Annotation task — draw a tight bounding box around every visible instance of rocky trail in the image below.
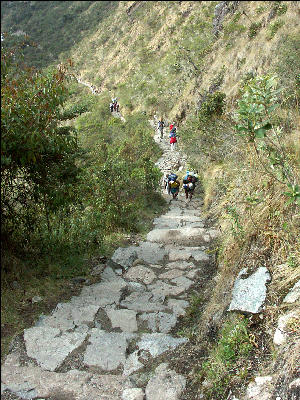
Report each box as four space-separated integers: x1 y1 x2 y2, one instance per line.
1 114 220 400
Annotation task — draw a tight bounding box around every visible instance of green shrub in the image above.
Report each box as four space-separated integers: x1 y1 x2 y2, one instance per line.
248 21 262 38
266 19 285 40
199 316 253 399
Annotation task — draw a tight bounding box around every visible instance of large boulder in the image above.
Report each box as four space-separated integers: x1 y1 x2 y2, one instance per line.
228 267 271 314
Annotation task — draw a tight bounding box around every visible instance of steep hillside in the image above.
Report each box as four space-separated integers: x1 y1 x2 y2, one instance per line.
1 1 299 399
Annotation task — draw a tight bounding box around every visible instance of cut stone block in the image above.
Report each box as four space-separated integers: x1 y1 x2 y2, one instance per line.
24 325 88 371
136 333 187 357
147 227 207 245
136 242 167 264
124 265 156 285
106 309 138 333
120 292 167 312
228 267 271 314
145 363 186 400
83 329 136 371
111 247 138 269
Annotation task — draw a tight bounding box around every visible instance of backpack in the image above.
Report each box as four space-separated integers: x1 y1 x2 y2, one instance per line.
170 127 176 134
168 173 178 182
158 120 164 128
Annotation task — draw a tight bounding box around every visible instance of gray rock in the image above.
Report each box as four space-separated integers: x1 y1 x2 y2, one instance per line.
165 261 196 270
148 280 185 297
31 296 43 304
136 333 187 357
121 292 167 312
36 301 99 331
122 388 144 400
159 269 185 280
283 280 300 303
127 281 147 292
147 227 207 245
245 376 274 399
124 265 157 285
123 351 144 376
83 329 136 371
228 267 271 314
273 311 298 346
171 276 194 291
1 352 127 400
167 299 189 316
139 312 177 333
24 325 88 371
90 263 106 276
136 242 167 264
106 309 138 332
145 363 186 400
111 247 138 269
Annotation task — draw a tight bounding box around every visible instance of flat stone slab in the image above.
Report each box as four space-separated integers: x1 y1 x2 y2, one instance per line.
135 242 167 264
283 280 300 303
159 269 185 280
106 309 138 332
171 276 194 291
1 353 126 400
228 267 271 314
122 351 144 376
36 302 99 331
83 329 136 371
24 325 88 371
120 292 167 312
136 333 187 357
111 247 138 268
71 280 127 308
124 265 156 285
165 261 196 270
148 280 186 297
145 363 186 400
122 388 144 400
139 312 178 333
167 246 209 262
147 227 208 245
167 299 189 316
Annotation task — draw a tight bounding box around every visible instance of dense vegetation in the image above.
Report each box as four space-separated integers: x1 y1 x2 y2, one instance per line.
1 1 299 399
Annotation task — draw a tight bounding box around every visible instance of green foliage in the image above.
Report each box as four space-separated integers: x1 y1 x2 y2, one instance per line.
223 20 246 40
199 91 226 120
1 43 80 248
256 5 266 15
1 1 118 68
235 74 299 206
272 1 288 15
248 22 262 38
199 316 253 399
225 205 245 240
266 19 285 40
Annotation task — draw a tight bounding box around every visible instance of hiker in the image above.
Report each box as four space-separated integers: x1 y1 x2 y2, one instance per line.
169 130 177 151
183 171 198 201
116 103 119 112
169 123 174 131
164 174 171 194
169 178 180 200
158 118 165 140
110 102 114 112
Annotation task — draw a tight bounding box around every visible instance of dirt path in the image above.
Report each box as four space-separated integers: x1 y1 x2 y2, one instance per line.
1 115 219 400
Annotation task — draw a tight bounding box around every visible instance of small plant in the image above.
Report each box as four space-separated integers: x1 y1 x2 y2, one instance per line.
225 205 245 240
266 19 285 40
235 74 299 207
199 316 253 399
273 1 288 15
256 5 265 15
248 22 262 38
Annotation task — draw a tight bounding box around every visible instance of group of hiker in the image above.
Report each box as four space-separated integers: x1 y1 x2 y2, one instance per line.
157 118 177 150
164 170 199 201
110 98 119 113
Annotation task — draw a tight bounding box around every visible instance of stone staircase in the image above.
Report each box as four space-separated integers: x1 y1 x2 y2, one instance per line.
1 121 219 400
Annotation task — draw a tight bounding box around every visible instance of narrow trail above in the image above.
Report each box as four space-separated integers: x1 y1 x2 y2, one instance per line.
1 112 219 400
